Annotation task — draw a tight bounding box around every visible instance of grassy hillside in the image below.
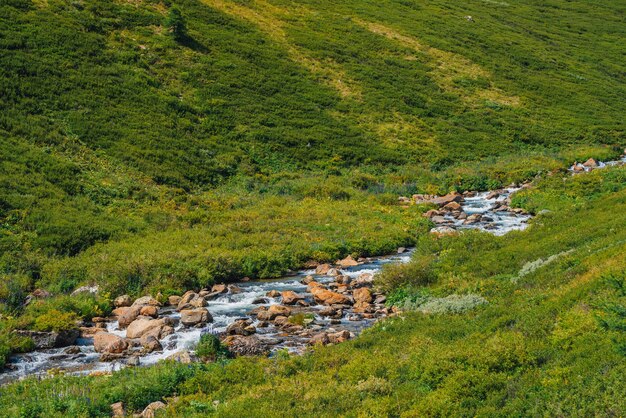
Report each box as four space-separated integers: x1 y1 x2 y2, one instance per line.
1 164 624 417
0 0 624 391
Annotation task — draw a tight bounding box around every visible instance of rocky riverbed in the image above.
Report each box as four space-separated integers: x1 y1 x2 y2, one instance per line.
4 152 624 384
2 252 411 384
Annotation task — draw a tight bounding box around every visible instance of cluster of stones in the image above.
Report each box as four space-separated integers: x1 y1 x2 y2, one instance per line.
570 155 626 173
86 285 241 363
570 158 601 173
239 256 395 352
399 188 529 236
70 255 398 366
6 254 401 378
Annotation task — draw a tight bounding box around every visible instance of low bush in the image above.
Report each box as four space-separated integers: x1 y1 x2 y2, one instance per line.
32 310 79 332
195 333 229 362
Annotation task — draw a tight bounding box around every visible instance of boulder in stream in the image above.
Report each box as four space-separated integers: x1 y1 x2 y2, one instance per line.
117 305 143 329
179 308 213 327
315 263 332 275
126 318 174 339
336 255 359 268
310 287 351 306
353 287 373 304
281 290 304 305
13 329 79 349
132 296 161 307
94 332 129 354
429 193 464 207
222 335 270 356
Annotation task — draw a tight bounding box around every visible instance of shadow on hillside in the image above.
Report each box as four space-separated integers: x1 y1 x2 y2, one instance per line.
178 34 209 53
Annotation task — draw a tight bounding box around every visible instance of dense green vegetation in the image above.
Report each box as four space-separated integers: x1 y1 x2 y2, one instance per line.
0 0 624 412
1 161 624 417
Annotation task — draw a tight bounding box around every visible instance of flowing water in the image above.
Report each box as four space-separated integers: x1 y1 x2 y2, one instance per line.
447 187 531 236
3 154 624 384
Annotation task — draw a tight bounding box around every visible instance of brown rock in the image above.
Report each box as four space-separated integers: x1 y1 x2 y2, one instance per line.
353 287 373 304
267 304 291 318
309 333 330 346
99 353 126 362
167 350 195 364
301 275 315 285
228 285 242 294
328 330 351 344
180 308 213 327
140 335 162 353
94 332 128 354
31 288 51 299
315 264 332 275
132 296 161 307
118 305 143 329
351 273 374 288
429 193 464 207
222 335 270 356
307 281 323 291
303 260 319 268
430 226 458 236
442 201 462 211
80 326 100 338
273 315 289 326
140 305 159 318
423 209 441 218
211 284 228 294
114 295 132 307
177 292 205 311
266 290 281 298
281 291 304 305
336 275 352 285
310 287 351 305
178 291 197 305
141 401 166 418
111 402 125 417
318 307 339 317
582 158 598 168
126 318 170 339
485 191 500 200
336 255 359 268
226 319 256 336
168 295 182 306
112 307 129 317
464 213 482 224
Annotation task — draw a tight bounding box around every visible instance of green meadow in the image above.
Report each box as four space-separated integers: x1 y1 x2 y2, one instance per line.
0 0 624 414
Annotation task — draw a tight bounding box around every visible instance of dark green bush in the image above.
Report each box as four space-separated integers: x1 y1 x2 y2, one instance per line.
195 333 229 362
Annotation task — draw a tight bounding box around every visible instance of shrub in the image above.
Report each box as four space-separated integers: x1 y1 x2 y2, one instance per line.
33 310 79 332
165 6 187 41
375 254 436 292
288 313 315 326
416 294 488 314
195 333 229 362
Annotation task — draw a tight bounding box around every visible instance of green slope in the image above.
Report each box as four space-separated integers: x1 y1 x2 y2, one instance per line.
1 164 625 417
0 0 625 382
